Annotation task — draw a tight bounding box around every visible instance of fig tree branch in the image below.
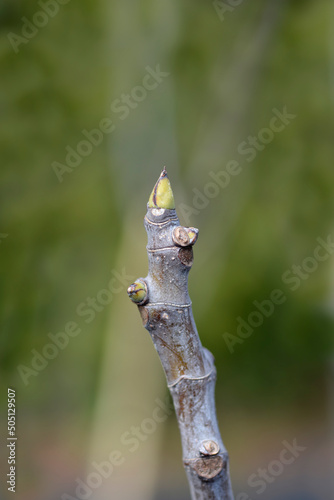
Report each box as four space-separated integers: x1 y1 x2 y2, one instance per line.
127 168 234 500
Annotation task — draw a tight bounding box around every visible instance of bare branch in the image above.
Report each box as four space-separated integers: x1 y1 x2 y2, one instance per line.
128 169 234 500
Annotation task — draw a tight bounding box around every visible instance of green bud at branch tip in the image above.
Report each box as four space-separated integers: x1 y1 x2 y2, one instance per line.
148 167 175 209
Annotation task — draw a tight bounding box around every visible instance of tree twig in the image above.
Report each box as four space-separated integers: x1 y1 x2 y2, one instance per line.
128 168 234 500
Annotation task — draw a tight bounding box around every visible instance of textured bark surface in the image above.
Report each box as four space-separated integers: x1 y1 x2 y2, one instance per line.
128 171 234 500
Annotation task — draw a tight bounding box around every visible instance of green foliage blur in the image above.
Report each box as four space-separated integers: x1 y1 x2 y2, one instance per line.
1 0 334 498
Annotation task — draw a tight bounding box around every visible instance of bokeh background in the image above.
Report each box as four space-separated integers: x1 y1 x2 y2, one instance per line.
1 1 334 499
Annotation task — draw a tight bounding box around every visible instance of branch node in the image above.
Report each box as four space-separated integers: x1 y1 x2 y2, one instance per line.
167 370 213 388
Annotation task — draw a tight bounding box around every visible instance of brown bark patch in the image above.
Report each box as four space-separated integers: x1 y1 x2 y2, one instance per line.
178 247 193 267
187 456 224 480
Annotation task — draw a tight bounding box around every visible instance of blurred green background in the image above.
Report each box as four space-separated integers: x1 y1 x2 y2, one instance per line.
1 1 334 499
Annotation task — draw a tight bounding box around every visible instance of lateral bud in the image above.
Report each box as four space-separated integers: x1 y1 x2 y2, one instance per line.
127 279 148 305
199 440 220 456
172 226 199 247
